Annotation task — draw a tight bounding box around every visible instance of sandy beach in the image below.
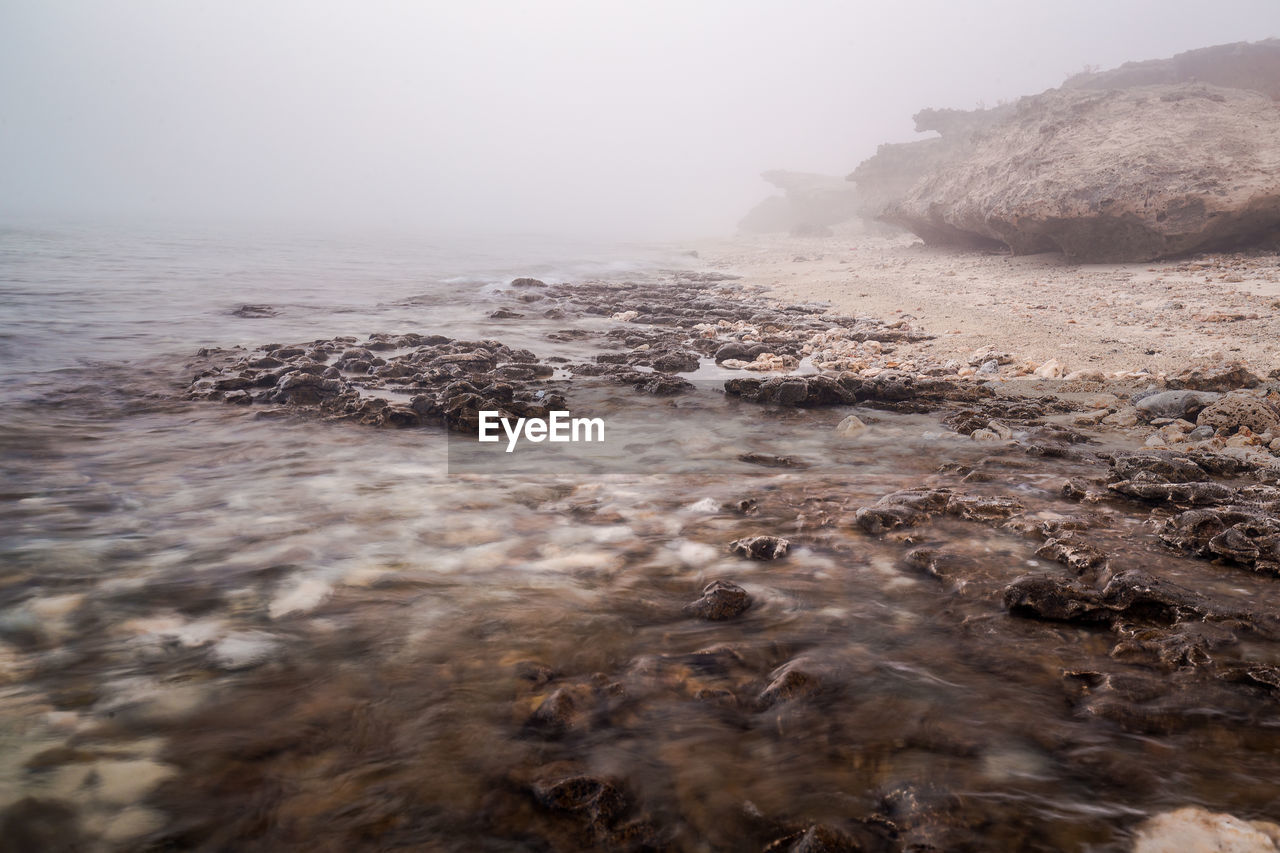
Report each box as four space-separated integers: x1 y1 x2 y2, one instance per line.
702 230 1280 379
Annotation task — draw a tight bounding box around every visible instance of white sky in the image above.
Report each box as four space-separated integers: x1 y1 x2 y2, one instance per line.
2 1 1278 238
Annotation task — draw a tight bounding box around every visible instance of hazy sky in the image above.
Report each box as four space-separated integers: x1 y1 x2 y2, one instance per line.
2 1 1278 238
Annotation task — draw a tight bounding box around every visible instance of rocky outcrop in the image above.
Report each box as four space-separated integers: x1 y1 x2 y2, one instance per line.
883 83 1280 261
738 170 862 235
1063 38 1280 101
846 104 1011 223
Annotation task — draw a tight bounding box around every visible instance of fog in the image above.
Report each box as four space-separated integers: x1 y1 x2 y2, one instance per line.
2 1 1278 239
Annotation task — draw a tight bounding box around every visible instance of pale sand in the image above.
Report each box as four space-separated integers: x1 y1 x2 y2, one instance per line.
698 230 1280 378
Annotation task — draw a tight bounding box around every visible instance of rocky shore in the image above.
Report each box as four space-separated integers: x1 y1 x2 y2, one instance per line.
150 254 1280 849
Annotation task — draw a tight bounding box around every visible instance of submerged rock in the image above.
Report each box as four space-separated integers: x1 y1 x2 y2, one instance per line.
683 580 752 620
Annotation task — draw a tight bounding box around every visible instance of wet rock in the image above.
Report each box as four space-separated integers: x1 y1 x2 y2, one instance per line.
649 349 701 373
1035 536 1108 574
683 580 752 620
231 304 279 318
1111 622 1237 670
738 452 809 469
1099 569 1212 623
523 683 599 738
763 823 861 853
1004 574 1110 622
1132 806 1280 853
1109 451 1209 483
729 536 790 560
833 414 867 439
0 797 84 853
1197 393 1280 435
633 373 693 396
1135 390 1221 421
510 277 548 288
759 660 821 707
714 341 773 363
488 308 524 319
1160 506 1280 574
1107 480 1234 505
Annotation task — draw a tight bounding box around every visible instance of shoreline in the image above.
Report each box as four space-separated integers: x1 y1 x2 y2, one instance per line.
696 229 1280 380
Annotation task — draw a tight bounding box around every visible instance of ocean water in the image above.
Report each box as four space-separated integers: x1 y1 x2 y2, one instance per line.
1 223 1277 851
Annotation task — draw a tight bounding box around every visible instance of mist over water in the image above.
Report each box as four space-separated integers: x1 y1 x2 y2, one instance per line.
2 1 1277 238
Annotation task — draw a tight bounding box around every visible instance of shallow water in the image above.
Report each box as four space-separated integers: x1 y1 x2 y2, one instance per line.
2 224 1279 851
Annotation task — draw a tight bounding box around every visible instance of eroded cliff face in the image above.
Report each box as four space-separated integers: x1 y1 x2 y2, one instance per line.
883 84 1280 262
848 39 1280 261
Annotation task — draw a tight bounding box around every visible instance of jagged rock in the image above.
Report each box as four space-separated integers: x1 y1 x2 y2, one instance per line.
1109 451 1210 483
1160 506 1280 574
683 580 752 620
1107 480 1234 505
1004 575 1110 622
1196 393 1280 435
1036 536 1109 573
884 83 1280 261
1168 363 1264 391
729 536 790 560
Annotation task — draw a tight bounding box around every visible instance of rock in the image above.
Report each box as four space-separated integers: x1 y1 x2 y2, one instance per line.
1034 358 1066 379
834 414 867 437
1132 806 1280 853
1035 536 1108 573
510 277 547 288
1160 506 1280 574
231 304 278 318
1168 363 1264 391
649 349 701 373
884 83 1280 261
1003 574 1110 622
1135 390 1222 421
531 774 627 825
683 580 752 620
764 824 862 853
1109 450 1209 482
758 660 821 707
0 797 84 853
729 536 789 560
488 308 523 319
714 341 773 363
1197 393 1280 435
1103 407 1140 427
1108 480 1234 505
